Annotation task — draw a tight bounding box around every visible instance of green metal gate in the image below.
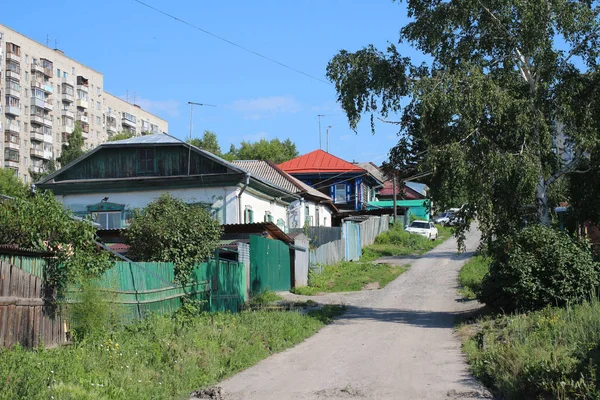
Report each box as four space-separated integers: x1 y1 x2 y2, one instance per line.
249 235 291 293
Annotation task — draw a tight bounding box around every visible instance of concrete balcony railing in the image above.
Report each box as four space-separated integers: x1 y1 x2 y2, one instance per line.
6 106 20 117
5 141 20 151
30 148 44 158
30 130 45 142
5 70 20 80
121 117 136 128
76 113 89 123
107 125 117 134
4 160 20 169
43 84 53 94
76 99 88 109
31 63 44 74
30 97 45 108
30 115 44 125
6 52 20 63
5 123 20 133
43 117 52 127
62 92 74 103
5 87 20 98
43 101 53 111
62 125 74 135
43 66 53 77
61 109 74 119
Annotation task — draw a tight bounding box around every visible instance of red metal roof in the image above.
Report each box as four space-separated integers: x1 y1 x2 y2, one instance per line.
379 180 424 200
278 149 365 174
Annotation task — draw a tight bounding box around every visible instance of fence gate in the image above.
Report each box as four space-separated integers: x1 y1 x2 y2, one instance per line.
344 221 362 261
250 235 291 293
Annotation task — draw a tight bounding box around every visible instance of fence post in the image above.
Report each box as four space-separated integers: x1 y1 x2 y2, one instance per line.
127 263 142 320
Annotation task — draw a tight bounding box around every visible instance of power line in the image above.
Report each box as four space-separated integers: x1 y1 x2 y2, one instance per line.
133 0 331 85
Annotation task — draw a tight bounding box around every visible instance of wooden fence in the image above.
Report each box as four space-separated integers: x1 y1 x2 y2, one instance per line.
0 256 247 348
0 260 67 348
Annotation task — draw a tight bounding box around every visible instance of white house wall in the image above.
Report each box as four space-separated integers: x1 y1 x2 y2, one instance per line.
57 186 239 224
240 189 289 229
289 199 333 228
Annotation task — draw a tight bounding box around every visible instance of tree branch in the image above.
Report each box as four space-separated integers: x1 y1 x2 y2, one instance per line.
561 25 600 68
545 150 584 188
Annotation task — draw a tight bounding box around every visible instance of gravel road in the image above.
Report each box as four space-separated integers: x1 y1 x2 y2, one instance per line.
215 227 491 400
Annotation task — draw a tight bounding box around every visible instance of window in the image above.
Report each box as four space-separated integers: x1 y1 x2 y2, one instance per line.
96 116 101 125
335 183 347 204
304 205 311 225
63 71 67 79
94 212 121 229
96 101 100 110
264 211 273 223
72 67 75 74
25 55 29 64
97 87 101 95
24 122 27 132
138 148 155 174
25 71 28 81
56 69 60 78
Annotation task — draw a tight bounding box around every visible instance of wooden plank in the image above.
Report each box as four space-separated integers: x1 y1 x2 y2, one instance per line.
0 297 45 306
28 306 35 347
12 305 21 347
32 305 40 348
0 262 10 297
5 304 15 348
0 306 5 347
10 265 18 297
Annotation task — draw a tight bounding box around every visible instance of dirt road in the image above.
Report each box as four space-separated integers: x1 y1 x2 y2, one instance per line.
218 228 490 399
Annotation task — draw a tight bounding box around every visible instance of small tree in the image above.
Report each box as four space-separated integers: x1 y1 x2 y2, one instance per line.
0 191 111 294
57 122 85 167
0 168 28 198
187 130 222 156
228 138 299 164
124 194 222 283
29 159 56 183
108 131 135 142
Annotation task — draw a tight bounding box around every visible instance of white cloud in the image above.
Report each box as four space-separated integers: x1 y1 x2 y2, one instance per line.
130 97 181 117
230 96 301 117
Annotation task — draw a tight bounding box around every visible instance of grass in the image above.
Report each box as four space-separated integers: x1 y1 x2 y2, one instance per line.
360 224 453 262
0 307 344 400
457 255 490 300
460 300 600 399
248 290 282 305
292 261 408 295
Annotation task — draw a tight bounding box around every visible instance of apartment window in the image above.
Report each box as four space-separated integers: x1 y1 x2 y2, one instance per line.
25 71 28 81
335 183 347 204
63 71 67 79
25 55 29 64
24 157 28 167
24 89 28 98
96 116 101 125
137 149 155 175
72 67 75 74
24 122 27 132
57 69 60 78
97 87 101 95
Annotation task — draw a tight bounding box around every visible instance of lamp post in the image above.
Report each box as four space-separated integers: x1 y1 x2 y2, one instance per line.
187 101 216 175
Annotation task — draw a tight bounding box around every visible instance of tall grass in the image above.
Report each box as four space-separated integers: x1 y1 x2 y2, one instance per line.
462 299 600 399
361 224 453 261
0 308 342 400
457 255 490 300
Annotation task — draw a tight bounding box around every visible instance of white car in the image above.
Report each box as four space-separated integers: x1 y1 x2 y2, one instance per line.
405 220 438 240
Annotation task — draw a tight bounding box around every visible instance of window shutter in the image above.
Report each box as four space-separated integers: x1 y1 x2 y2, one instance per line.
330 184 335 200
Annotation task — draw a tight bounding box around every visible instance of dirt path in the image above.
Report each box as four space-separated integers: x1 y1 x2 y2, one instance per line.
216 228 490 399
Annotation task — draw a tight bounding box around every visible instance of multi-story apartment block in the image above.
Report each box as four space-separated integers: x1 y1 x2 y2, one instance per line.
0 24 168 183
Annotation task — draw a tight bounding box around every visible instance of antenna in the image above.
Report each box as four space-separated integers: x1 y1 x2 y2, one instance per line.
54 39 58 49
187 101 217 175
46 34 50 47
317 114 327 149
326 125 333 153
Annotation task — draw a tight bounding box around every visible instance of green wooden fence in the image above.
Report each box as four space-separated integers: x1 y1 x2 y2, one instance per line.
249 235 291 293
0 256 247 322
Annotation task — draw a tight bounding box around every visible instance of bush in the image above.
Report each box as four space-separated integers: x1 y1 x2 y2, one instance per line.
480 225 600 312
458 255 490 300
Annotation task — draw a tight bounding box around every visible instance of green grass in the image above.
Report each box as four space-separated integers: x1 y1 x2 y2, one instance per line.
292 261 408 295
461 300 600 399
457 255 490 300
360 224 453 262
248 291 282 305
0 308 342 400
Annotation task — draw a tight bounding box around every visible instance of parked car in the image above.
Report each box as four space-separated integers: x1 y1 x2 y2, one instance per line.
432 212 453 225
405 220 438 240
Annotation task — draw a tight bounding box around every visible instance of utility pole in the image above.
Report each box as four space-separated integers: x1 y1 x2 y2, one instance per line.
187 101 216 175
392 175 398 226
318 114 326 149
325 125 332 153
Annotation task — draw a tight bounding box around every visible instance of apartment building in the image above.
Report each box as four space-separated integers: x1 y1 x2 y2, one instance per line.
0 24 168 183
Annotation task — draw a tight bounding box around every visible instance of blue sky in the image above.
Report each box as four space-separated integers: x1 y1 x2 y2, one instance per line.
5 0 421 164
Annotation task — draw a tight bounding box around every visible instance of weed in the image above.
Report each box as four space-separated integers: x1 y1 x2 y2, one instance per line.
307 305 346 323
457 255 490 300
249 291 282 305
0 309 335 400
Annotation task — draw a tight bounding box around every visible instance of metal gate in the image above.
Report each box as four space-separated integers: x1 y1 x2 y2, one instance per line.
344 221 362 261
249 235 291 293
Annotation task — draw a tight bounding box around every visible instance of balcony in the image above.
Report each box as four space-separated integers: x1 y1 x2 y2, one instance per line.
43 84 53 94
30 148 44 159
76 113 89 123
43 101 53 111
62 125 74 135
61 109 74 119
6 106 20 117
107 125 117 134
4 160 19 169
5 87 20 98
43 66 53 78
4 141 19 151
76 84 88 93
30 115 44 125
31 97 45 108
5 70 20 80
62 92 74 103
31 63 44 74
6 52 20 63
82 130 89 140
5 123 20 134
30 130 45 142
43 117 52 127
76 99 88 109
121 117 136 128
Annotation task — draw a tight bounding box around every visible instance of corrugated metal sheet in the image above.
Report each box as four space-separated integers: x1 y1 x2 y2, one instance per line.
355 162 386 183
278 149 365 174
103 134 181 145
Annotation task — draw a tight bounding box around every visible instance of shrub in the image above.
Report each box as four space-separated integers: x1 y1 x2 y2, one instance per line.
458 255 490 300
480 225 600 312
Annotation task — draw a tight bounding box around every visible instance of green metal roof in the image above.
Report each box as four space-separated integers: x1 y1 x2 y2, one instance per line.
367 199 430 210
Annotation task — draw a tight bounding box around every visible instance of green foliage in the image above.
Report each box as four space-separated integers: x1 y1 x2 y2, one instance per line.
67 282 123 342
57 122 85 167
292 261 407 295
458 255 491 300
225 137 299 164
326 1 600 249
107 131 135 142
481 225 600 312
306 305 346 324
0 168 28 198
462 300 600 399
124 194 222 284
0 191 111 293
249 291 282 305
187 130 222 156
570 149 600 226
360 224 452 262
0 310 333 399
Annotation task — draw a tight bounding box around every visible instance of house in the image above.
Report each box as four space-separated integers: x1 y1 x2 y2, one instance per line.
278 150 384 215
232 160 337 228
36 134 299 231
355 162 429 201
